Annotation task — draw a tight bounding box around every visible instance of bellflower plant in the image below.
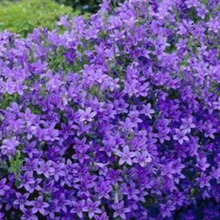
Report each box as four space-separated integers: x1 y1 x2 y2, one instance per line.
1 0 220 219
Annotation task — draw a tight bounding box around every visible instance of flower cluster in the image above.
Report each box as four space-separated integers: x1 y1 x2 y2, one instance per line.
1 0 220 219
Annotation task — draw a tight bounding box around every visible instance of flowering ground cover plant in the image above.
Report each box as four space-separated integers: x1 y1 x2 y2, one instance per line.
1 0 220 219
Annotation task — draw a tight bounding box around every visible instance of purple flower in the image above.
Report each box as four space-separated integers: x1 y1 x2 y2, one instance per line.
156 118 171 143
27 196 49 215
196 173 211 188
22 141 39 158
185 0 199 8
173 129 189 145
18 172 35 191
133 151 152 167
95 178 112 199
160 200 175 218
0 212 4 220
21 209 38 220
83 198 102 219
203 123 217 139
208 18 220 33
100 0 111 12
211 167 220 180
64 48 76 63
115 145 136 166
1 137 19 155
106 168 123 184
13 192 29 211
94 212 109 220
180 117 196 133
70 200 86 218
54 193 69 213
78 107 97 122
52 162 66 181
72 122 92 136
121 183 140 201
57 15 70 28
196 155 210 172
112 201 130 220
140 103 155 119
36 160 55 178
196 4 208 19
0 178 10 196
60 123 74 140
22 158 38 175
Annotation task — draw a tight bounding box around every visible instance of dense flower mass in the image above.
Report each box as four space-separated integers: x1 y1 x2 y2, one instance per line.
1 0 220 219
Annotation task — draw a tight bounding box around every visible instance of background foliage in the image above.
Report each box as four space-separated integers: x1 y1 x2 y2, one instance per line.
0 0 73 37
55 0 124 13
56 0 102 13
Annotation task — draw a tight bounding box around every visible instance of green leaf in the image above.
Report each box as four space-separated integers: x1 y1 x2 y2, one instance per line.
8 150 24 179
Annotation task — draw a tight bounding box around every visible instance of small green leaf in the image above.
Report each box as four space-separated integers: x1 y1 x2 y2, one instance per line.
8 150 24 179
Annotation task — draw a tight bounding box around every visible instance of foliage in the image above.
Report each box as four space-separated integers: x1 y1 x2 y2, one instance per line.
56 0 100 12
0 0 73 37
1 0 220 220
55 0 123 13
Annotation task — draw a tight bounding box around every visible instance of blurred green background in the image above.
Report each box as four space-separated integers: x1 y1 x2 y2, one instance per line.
0 0 102 37
0 0 73 37
55 0 102 13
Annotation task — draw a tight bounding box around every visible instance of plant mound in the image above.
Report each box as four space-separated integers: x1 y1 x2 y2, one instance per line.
0 0 73 37
1 0 220 219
